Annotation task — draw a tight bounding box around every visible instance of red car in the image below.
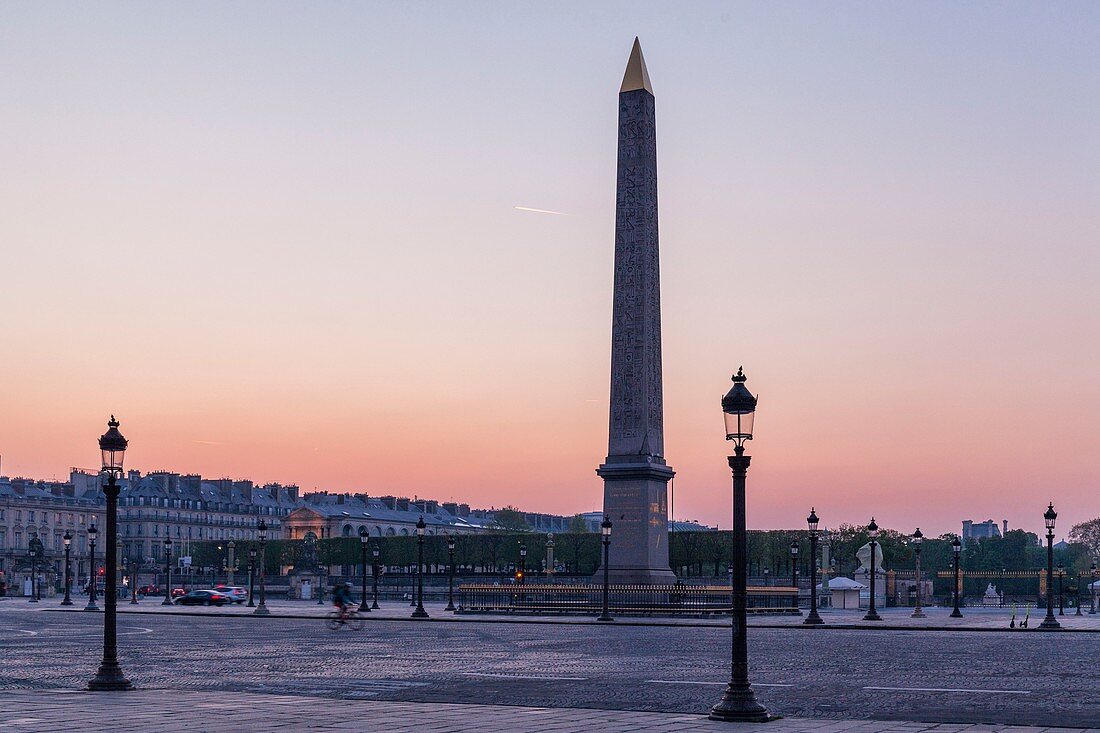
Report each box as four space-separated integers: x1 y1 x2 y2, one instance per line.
173 589 232 606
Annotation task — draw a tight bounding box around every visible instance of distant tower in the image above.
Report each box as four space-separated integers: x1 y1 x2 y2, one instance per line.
596 38 676 584
1003 519 1008 537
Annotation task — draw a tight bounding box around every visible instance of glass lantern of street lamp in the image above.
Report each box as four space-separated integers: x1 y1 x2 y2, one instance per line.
806 508 819 534
519 544 527 558
721 368 757 446
98 416 128 478
88 523 97 541
1044 503 1057 532
1057 561 1064 576
416 517 426 536
952 537 962 556
867 518 879 539
912 528 923 546
601 516 612 537
789 541 798 559
164 537 172 552
447 535 456 553
257 519 267 542
358 526 368 545
64 530 73 549
372 546 380 560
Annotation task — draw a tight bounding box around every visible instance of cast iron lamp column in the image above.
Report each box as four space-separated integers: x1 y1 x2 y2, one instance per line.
789 540 801 614
85 524 99 611
863 518 882 621
597 516 613 622
253 519 270 616
1090 562 1097 614
88 416 133 691
911 528 925 618
710 368 770 722
61 530 74 603
1057 562 1065 615
28 541 39 603
519 543 527 585
445 535 456 612
804 509 823 625
412 517 428 619
1039 503 1060 629
1075 568 1083 616
130 555 139 605
246 547 256 607
371 546 380 609
358 527 370 612
161 539 173 605
949 538 963 618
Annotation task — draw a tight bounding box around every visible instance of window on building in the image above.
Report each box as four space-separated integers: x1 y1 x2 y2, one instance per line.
28 511 35 523
55 513 61 523
16 510 22 522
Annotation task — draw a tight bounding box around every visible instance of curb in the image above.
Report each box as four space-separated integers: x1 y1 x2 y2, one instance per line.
41 608 1100 632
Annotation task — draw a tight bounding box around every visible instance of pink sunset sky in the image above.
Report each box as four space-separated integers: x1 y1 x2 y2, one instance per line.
1 3 1097 536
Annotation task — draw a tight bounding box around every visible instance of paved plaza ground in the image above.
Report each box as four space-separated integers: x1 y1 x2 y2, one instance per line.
1 599 1097 731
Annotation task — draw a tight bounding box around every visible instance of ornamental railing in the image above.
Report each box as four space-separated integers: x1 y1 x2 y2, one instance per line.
456 583 799 616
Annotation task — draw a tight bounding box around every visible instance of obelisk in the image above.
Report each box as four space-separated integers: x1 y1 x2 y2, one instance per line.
596 38 676 584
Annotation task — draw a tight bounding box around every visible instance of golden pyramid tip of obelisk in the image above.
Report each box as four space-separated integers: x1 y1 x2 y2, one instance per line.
620 37 653 94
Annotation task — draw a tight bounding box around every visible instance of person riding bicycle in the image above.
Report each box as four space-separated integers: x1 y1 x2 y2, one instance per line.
332 580 354 619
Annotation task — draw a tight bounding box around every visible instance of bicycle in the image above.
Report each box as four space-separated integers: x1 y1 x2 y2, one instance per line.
326 605 365 631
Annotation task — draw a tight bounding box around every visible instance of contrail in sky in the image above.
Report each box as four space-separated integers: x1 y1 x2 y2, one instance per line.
513 205 571 216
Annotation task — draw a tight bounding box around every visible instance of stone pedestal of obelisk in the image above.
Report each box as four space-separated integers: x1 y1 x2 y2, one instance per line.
596 38 676 585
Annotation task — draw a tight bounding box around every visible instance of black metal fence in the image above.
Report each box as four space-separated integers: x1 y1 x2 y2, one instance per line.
456 583 799 616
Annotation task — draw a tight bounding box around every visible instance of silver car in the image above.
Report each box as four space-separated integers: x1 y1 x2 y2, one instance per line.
213 586 248 604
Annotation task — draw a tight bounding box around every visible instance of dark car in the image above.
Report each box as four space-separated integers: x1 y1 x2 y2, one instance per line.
173 590 231 606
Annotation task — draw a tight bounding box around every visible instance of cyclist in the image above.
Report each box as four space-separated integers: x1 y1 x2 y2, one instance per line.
332 580 354 621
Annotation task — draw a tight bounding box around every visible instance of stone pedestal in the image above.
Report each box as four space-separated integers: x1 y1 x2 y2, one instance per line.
598 459 676 584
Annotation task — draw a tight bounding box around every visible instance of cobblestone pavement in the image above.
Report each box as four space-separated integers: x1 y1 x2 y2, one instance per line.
0 603 1096 728
8 689 1100 733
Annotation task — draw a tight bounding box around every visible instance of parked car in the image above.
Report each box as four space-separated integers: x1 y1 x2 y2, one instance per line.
138 585 161 596
170 587 187 599
213 586 248 604
173 590 231 606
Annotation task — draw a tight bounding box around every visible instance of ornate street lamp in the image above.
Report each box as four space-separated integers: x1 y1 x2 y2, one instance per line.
1039 503 1060 630
371 545 381 610
911 528 925 618
226 540 236 587
597 516 613 622
28 537 41 603
85 523 99 612
1075 566 1084 616
247 547 257 607
1090 561 1097 615
949 537 963 618
358 527 371 613
519 543 527 586
161 538 173 606
710 368 770 722
789 540 800 614
1057 561 1065 616
253 519 270 616
445 535 457 612
88 416 133 691
804 509 823 625
412 517 428 619
130 553 139 605
863 518 883 622
61 531 74 606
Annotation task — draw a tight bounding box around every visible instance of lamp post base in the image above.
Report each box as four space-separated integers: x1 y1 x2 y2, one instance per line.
862 610 882 621
1038 615 1061 630
88 662 133 691
949 609 963 618
596 613 613 622
84 601 99 612
709 683 772 723
802 611 825 625
359 602 371 612
911 609 926 618
445 601 455 612
253 605 271 616
411 607 429 619
61 598 73 607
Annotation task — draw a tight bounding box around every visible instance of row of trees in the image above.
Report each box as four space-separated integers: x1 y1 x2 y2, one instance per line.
184 516 1100 584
